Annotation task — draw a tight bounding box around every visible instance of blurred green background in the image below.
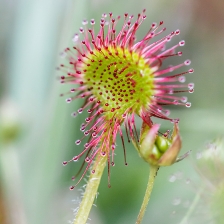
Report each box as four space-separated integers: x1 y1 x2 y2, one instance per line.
0 0 224 223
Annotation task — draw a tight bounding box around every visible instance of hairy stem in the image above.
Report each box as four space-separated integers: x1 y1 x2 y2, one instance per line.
74 154 107 224
136 165 159 224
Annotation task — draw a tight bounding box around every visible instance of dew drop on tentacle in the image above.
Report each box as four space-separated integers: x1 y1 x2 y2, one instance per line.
188 83 194 89
178 76 185 83
71 112 77 117
164 109 170 116
184 59 191 66
188 68 194 73
179 40 185 46
168 89 174 95
175 29 180 35
85 117 91 122
84 130 90 136
181 96 188 103
82 19 88 25
101 151 106 156
72 33 79 42
73 156 79 162
80 126 85 132
75 139 81 145
70 186 75 190
85 157 90 163
62 161 68 166
66 98 72 103
78 108 83 113
185 102 191 108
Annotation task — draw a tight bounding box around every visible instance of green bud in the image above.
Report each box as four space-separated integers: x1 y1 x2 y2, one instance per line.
156 136 170 153
134 121 189 167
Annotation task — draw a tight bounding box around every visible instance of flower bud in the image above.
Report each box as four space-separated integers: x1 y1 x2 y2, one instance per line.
135 121 189 166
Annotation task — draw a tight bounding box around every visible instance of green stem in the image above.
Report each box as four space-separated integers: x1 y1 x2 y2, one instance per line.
74 154 107 224
179 187 203 224
136 165 159 224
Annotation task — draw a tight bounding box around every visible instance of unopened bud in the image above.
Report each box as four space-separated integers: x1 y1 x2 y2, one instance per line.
134 121 189 166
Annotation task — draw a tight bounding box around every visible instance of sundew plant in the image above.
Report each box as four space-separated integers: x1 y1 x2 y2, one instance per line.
58 10 194 224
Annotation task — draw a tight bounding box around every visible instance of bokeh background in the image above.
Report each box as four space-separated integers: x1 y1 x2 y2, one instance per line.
0 0 224 223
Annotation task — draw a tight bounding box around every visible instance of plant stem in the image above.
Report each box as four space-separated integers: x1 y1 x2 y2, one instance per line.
179 187 203 224
74 154 107 224
136 165 159 224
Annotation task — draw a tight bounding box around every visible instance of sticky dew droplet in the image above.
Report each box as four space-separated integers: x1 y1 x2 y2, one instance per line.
71 112 77 117
75 140 81 145
81 129 88 136
79 27 84 33
101 151 106 156
111 144 116 150
175 29 180 35
72 33 79 42
188 83 194 89
181 96 188 103
179 40 185 46
85 117 91 122
188 68 194 73
78 108 83 114
157 108 162 113
185 102 191 108
82 19 88 25
62 161 68 166
178 76 186 83
184 60 191 66
70 186 75 190
164 110 170 116
73 156 78 162
66 98 72 103
90 19 95 25
80 126 85 132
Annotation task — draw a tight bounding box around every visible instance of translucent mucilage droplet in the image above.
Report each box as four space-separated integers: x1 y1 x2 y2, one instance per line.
62 161 68 166
75 139 81 145
73 156 78 161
